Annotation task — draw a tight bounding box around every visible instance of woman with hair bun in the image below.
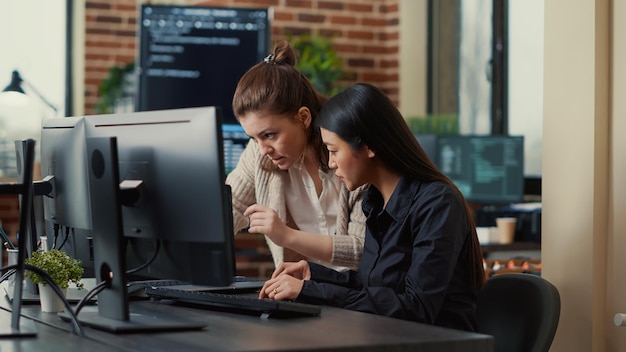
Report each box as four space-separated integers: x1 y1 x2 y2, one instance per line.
226 40 367 271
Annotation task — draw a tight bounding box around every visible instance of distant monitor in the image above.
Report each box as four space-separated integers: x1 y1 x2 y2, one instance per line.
136 4 271 126
72 106 234 332
222 123 249 174
435 135 524 205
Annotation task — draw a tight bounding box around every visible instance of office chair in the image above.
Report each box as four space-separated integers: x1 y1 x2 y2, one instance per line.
476 273 561 352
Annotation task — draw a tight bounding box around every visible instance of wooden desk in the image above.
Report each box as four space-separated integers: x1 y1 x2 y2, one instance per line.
3 297 494 351
0 309 123 352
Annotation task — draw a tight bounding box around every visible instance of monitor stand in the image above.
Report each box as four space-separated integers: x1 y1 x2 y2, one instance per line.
64 137 205 333
60 305 205 333
0 269 37 337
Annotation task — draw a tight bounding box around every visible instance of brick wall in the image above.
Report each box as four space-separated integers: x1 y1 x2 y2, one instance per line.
83 0 400 115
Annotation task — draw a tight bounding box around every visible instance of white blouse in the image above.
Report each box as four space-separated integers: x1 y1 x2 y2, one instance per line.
284 162 348 271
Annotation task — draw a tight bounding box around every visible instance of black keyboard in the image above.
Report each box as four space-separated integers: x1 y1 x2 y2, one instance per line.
145 286 322 318
127 276 265 296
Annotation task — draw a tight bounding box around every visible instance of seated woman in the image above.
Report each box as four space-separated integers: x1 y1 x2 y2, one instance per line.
258 83 485 332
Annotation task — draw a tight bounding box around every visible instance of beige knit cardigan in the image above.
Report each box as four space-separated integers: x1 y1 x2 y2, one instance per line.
225 141 368 269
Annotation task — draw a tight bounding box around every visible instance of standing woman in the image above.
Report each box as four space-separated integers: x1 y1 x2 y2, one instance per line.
226 40 367 270
259 83 485 332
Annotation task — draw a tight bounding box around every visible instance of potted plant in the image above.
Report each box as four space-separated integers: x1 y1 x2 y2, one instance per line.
25 249 84 312
289 33 345 97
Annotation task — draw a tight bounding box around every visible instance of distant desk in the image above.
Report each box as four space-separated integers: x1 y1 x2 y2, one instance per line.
2 295 494 351
481 241 541 254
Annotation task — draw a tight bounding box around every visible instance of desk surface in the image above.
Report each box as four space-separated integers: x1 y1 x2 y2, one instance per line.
2 296 493 352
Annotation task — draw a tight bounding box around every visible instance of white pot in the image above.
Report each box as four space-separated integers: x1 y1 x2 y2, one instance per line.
38 284 67 313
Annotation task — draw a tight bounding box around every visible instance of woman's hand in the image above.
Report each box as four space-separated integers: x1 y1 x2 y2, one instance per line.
271 260 311 280
259 260 311 301
244 204 292 246
258 273 303 301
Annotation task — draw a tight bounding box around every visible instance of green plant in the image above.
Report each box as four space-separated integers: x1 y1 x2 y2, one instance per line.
94 61 135 114
25 249 84 289
405 114 459 135
290 34 345 97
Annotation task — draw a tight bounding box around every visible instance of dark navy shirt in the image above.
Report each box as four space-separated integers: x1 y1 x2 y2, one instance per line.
297 177 478 331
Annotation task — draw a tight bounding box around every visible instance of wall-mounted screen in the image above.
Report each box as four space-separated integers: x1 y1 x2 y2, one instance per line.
136 4 271 126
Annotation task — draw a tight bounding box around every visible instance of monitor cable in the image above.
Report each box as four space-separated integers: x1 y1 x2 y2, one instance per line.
0 263 85 337
0 267 15 283
73 279 108 317
56 226 70 251
51 223 60 249
126 240 161 275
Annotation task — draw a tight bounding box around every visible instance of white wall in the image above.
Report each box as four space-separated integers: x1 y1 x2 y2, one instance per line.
543 0 616 350
0 0 66 170
508 0 544 177
0 0 66 116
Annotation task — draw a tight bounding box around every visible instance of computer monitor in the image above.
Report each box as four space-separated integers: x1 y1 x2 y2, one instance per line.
40 116 95 277
74 106 235 332
435 135 525 205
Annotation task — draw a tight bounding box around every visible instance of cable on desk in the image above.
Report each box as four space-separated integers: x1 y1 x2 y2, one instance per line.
0 267 16 283
22 264 85 337
0 263 85 337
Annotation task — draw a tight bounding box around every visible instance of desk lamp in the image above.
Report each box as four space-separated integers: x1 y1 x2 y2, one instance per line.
1 70 58 114
0 69 57 178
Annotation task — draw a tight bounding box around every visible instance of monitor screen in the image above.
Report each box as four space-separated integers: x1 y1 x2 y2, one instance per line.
222 123 249 174
435 135 524 205
77 106 236 331
136 4 271 126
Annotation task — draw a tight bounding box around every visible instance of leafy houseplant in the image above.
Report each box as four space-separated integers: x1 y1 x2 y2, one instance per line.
94 61 135 114
290 34 345 97
25 249 84 290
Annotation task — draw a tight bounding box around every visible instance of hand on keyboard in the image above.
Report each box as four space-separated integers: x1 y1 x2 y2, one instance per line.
145 286 321 318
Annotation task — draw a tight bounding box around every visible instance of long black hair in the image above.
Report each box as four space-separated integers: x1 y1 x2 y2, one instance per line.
317 83 485 289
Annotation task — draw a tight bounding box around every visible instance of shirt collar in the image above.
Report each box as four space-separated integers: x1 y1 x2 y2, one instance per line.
363 177 421 223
